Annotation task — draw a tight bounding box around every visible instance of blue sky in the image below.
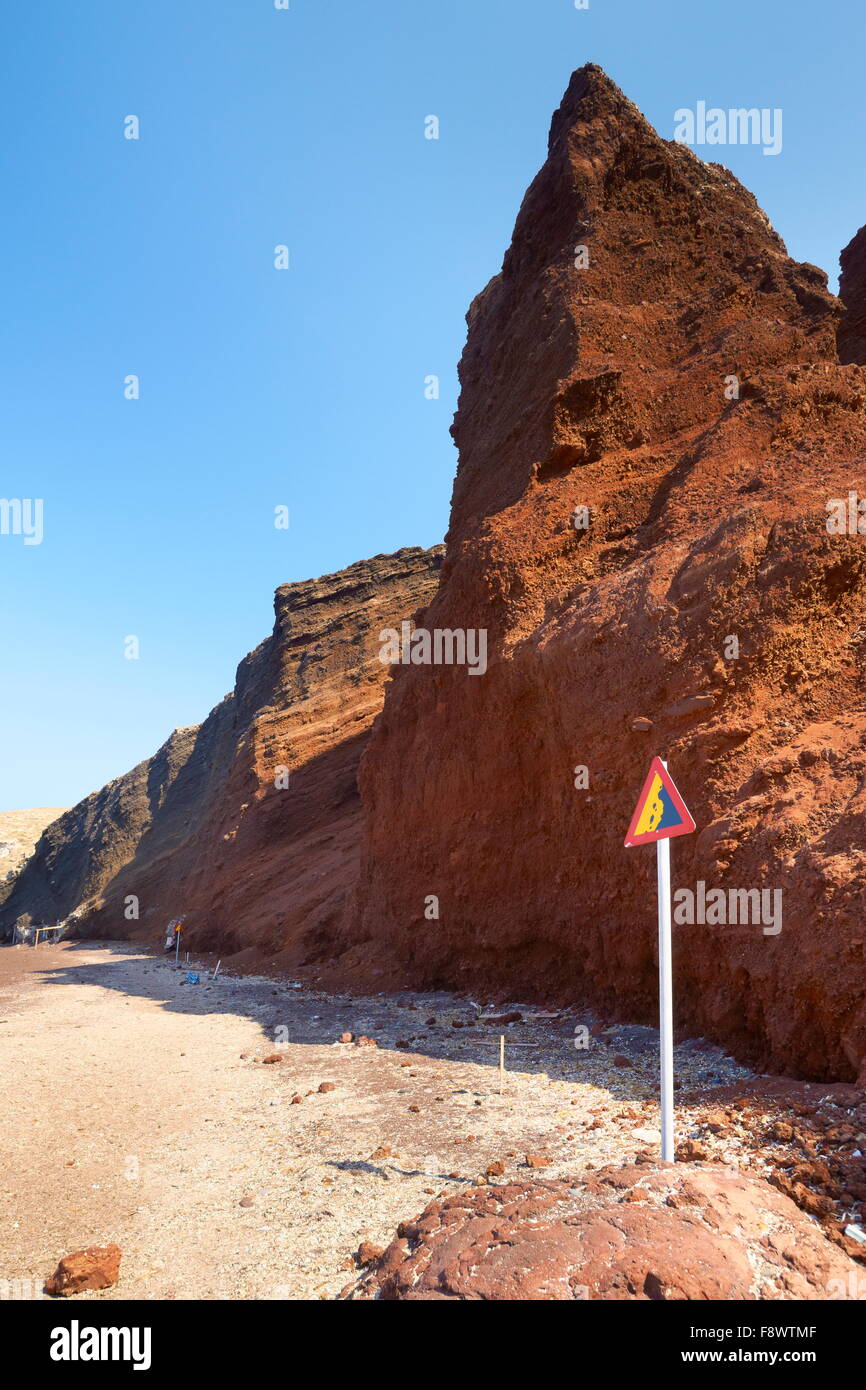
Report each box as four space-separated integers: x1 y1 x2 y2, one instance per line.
2 0 864 810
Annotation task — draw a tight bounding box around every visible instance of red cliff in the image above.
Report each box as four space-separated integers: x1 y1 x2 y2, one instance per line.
1 548 442 969
353 66 866 1082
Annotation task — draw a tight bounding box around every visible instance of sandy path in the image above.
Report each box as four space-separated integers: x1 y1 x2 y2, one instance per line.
0 941 752 1301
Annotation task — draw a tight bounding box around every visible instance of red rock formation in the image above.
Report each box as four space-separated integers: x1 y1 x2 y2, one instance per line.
839 223 866 365
0 548 442 968
45 1244 122 1297
353 65 866 1081
343 1163 862 1300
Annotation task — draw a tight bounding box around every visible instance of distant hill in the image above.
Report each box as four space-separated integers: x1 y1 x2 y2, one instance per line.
0 809 68 908
0 548 443 961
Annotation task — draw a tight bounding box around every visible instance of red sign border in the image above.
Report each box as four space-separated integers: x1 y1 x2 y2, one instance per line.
624 756 696 847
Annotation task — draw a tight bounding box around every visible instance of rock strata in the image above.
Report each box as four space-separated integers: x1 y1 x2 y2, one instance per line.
0 548 442 971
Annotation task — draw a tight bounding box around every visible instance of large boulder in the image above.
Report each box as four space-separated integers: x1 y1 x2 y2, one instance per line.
344 1163 863 1300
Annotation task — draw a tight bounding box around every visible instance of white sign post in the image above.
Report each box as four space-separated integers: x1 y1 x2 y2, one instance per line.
624 756 696 1163
656 829 674 1161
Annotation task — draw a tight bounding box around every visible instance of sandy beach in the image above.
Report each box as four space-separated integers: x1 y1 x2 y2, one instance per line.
1 939 772 1300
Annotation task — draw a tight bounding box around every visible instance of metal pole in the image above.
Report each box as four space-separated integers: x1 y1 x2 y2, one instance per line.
657 833 674 1161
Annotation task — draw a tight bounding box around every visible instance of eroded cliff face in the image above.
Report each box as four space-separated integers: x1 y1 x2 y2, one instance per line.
0 548 442 967
839 223 866 366
353 66 866 1081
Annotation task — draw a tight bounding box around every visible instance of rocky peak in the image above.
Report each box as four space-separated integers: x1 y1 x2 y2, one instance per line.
450 64 840 579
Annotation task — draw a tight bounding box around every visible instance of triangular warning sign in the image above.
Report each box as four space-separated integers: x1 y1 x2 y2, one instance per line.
624 756 696 847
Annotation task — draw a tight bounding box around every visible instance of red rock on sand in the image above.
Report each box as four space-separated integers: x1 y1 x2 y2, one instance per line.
356 1241 384 1267
343 1164 862 1301
675 1138 710 1162
45 1244 122 1297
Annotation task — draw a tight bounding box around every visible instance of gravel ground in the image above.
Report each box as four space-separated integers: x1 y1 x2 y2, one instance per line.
0 939 783 1301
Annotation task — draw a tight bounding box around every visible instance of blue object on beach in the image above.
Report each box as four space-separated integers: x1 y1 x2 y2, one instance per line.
185 971 200 984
